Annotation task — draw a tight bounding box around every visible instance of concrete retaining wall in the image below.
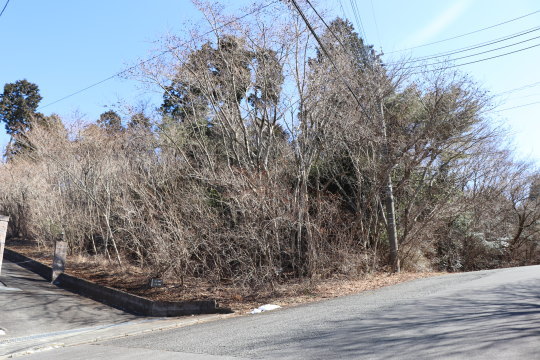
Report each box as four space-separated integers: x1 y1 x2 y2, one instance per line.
3 249 51 280
3 249 231 317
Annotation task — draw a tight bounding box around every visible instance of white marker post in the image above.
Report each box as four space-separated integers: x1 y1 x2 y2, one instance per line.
0 216 9 276
52 234 67 283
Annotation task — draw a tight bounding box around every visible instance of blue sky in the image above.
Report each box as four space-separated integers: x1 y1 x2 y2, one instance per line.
1 0 539 164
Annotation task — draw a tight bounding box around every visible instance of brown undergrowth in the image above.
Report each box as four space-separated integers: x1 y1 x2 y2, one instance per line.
6 239 445 313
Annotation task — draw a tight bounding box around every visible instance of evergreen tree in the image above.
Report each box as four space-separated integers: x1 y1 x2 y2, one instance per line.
128 112 152 130
0 79 43 136
316 17 379 70
98 110 124 132
161 36 253 123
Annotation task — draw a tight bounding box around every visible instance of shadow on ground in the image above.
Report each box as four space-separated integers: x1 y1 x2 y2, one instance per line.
266 281 540 359
0 260 136 340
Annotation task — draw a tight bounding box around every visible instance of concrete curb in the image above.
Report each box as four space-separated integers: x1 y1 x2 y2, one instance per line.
3 249 232 317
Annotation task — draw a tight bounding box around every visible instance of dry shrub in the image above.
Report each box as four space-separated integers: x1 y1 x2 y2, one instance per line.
0 121 378 290
1 1 538 292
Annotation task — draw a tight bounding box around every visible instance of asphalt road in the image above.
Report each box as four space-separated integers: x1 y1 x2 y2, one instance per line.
0 259 139 356
0 260 137 337
106 265 540 359
4 263 540 359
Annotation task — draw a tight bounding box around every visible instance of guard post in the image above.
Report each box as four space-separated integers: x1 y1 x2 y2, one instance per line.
0 216 9 276
52 232 68 283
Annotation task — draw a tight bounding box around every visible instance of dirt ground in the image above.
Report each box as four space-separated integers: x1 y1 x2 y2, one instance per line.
5 239 445 313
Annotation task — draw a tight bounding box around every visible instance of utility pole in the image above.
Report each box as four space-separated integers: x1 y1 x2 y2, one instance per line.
288 0 400 272
379 100 400 272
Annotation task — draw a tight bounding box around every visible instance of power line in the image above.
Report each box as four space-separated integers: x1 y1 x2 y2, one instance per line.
500 92 540 101
348 0 360 32
494 80 540 96
410 42 540 75
312 0 363 57
389 25 540 65
492 81 540 112
292 4 539 131
38 0 279 110
369 0 382 46
307 2 540 115
0 0 10 18
349 0 367 42
306 0 379 72
299 3 540 117
315 1 540 80
386 9 540 54
337 0 346 19
305 0 348 50
287 0 370 118
404 35 540 70
495 100 540 112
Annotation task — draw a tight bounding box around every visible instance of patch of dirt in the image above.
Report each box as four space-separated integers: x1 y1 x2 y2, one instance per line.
5 239 445 313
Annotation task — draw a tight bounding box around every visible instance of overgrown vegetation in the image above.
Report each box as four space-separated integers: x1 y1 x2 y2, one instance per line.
1 1 538 290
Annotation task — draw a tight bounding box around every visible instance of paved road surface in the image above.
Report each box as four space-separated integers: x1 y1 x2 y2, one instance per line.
106 265 540 359
0 259 231 359
3 261 539 359
0 259 139 355
0 260 137 337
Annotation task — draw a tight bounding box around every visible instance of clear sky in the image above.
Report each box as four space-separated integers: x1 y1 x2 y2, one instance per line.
1 0 539 164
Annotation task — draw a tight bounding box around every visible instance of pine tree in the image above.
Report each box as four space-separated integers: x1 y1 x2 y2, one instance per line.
0 79 43 136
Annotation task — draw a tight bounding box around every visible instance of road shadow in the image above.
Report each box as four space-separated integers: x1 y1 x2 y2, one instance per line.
0 261 137 340
266 280 540 359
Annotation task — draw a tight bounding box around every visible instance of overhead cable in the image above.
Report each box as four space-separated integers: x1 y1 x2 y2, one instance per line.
38 0 279 110
404 35 540 70
495 100 540 112
305 0 349 51
369 0 382 45
410 43 540 75
494 80 540 96
388 25 540 65
287 0 370 118
0 0 10 18
387 9 540 54
349 0 367 42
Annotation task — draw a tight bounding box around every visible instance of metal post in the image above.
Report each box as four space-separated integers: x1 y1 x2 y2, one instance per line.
0 216 9 276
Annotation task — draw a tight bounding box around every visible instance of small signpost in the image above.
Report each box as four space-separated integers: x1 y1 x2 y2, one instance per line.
0 216 9 276
52 234 68 283
149 278 164 288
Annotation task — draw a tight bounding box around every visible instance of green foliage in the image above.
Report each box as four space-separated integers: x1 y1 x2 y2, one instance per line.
316 17 379 70
128 112 152 130
436 214 472 271
98 110 123 132
207 187 223 208
0 79 43 136
161 36 252 121
161 81 207 122
161 36 284 122
1 7 537 288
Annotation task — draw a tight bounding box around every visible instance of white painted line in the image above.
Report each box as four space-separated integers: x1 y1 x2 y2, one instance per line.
0 287 21 291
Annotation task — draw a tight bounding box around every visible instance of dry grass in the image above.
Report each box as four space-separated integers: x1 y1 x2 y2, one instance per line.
6 239 445 313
